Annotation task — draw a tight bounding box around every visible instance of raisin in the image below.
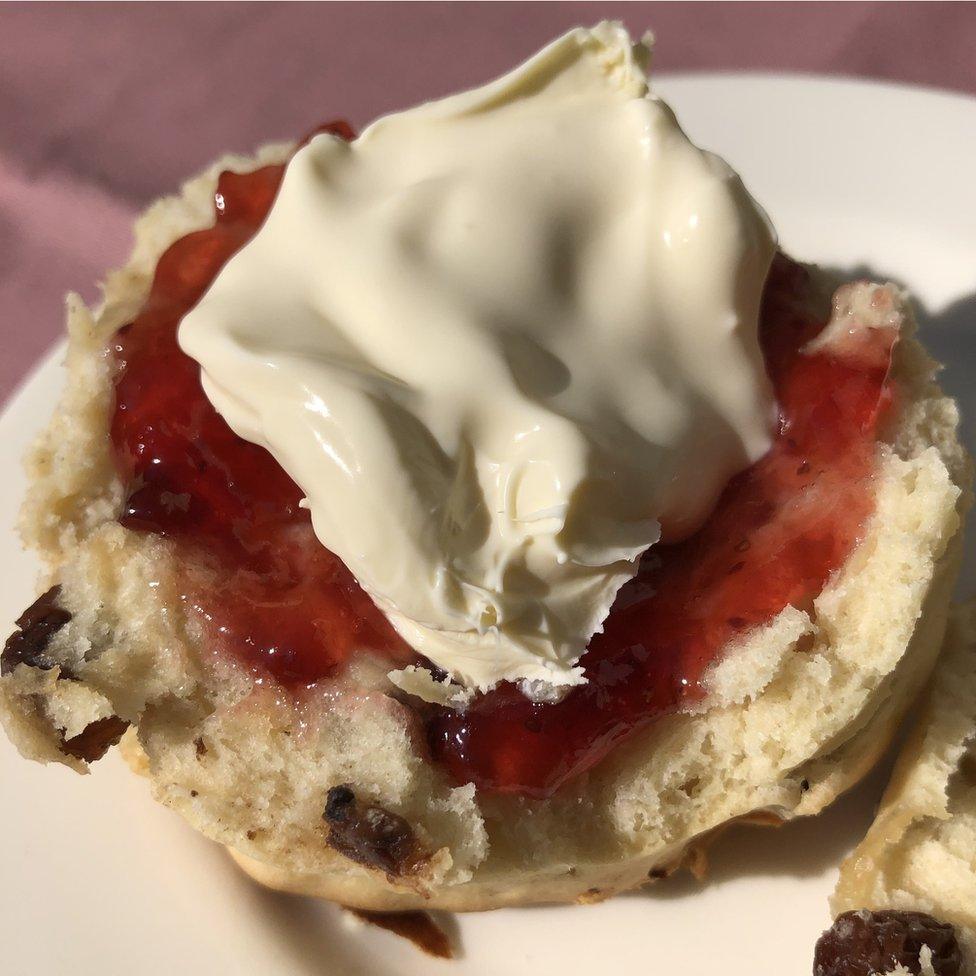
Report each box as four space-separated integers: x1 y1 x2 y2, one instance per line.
345 908 452 959
323 784 426 880
60 716 129 763
1 585 72 676
814 910 962 976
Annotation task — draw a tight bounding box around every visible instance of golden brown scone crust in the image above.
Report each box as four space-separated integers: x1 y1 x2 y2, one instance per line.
1 145 971 911
833 602 976 973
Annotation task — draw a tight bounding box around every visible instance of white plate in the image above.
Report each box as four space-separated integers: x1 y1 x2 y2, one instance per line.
2 75 975 976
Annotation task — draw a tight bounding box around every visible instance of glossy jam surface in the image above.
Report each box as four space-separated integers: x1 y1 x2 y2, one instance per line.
111 124 414 684
110 137 896 796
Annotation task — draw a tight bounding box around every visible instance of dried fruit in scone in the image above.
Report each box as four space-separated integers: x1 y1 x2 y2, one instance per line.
814 909 962 976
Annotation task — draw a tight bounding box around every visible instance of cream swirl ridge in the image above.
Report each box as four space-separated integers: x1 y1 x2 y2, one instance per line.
179 23 777 700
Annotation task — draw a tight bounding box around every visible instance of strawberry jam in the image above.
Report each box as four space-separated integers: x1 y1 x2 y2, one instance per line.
111 123 415 684
109 131 896 796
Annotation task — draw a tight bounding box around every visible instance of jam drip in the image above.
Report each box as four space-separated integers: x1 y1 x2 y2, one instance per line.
109 134 896 797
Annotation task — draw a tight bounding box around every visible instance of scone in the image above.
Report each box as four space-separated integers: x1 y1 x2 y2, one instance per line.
827 602 976 974
1 24 971 913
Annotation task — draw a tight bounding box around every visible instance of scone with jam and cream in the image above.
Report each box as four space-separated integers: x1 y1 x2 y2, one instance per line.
1 24 970 911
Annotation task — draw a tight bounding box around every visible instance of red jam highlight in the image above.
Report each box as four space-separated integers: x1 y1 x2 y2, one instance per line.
109 131 896 797
111 124 415 684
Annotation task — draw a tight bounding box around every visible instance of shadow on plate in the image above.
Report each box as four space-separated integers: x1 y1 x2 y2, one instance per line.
206 848 379 976
198 839 463 973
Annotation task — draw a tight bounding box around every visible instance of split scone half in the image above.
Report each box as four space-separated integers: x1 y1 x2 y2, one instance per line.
0 139 970 913
831 601 976 973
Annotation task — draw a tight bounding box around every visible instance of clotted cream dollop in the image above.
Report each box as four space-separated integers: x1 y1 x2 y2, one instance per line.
179 23 777 702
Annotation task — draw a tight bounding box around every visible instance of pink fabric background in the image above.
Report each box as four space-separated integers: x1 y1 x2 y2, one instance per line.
2 1 975 406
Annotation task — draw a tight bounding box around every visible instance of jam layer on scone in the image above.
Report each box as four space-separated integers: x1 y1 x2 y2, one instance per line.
110 132 897 798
